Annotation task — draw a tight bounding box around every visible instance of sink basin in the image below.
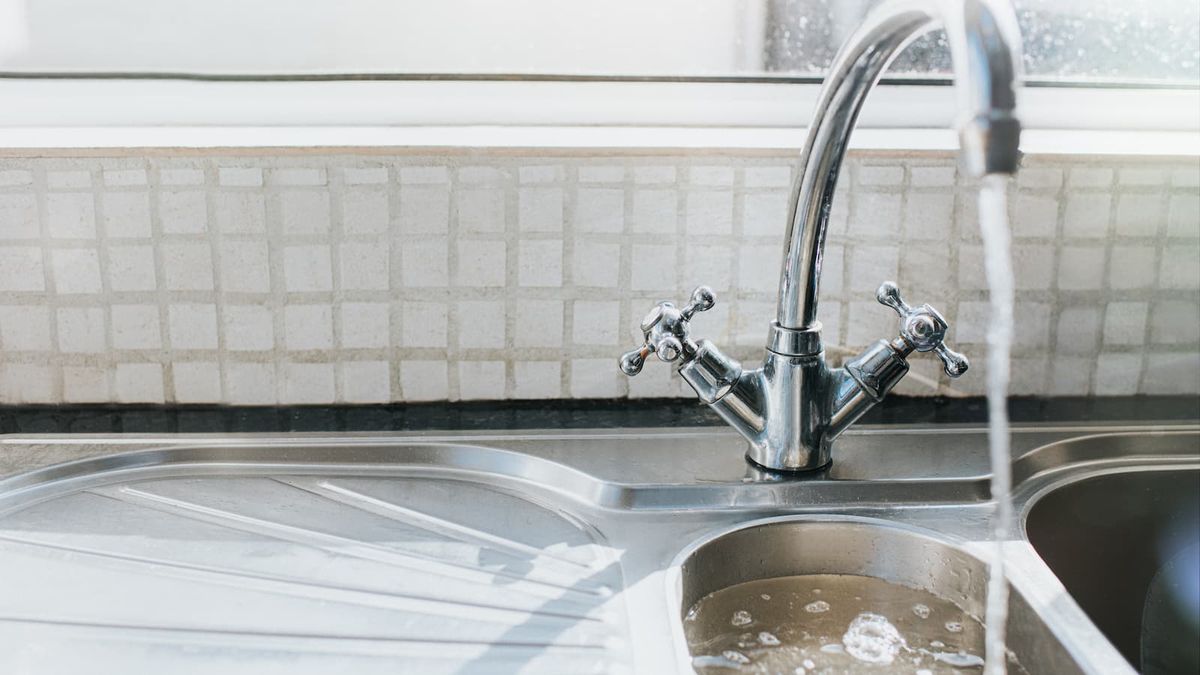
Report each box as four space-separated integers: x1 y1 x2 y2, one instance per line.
1025 468 1200 674
673 516 1081 674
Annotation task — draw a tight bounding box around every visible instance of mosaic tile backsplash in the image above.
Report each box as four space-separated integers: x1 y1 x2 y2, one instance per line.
0 150 1196 404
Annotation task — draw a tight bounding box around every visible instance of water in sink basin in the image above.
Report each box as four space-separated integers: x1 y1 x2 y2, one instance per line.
684 574 1029 674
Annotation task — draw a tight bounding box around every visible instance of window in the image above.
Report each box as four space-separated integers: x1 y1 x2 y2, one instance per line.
1 0 1197 85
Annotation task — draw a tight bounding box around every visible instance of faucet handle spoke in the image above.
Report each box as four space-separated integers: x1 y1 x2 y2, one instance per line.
874 280 968 378
619 286 715 377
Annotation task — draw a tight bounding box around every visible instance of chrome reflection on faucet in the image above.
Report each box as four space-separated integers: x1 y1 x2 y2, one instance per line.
619 0 1022 472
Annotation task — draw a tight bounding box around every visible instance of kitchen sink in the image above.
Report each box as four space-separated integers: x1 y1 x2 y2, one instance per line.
0 424 1196 673
1025 468 1200 674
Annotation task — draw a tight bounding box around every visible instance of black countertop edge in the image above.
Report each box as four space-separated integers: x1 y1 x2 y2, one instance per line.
0 395 1197 435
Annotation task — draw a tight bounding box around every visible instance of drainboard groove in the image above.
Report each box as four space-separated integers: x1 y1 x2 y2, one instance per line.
272 476 598 574
86 485 611 602
0 533 606 625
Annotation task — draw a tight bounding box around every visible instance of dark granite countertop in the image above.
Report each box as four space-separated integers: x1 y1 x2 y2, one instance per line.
0 396 1197 435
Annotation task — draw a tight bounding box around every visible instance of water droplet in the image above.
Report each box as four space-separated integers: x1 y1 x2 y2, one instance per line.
802 658 816 669
758 631 781 646
760 593 771 600
721 649 751 665
820 643 845 654
731 610 753 626
945 621 964 633
912 603 931 619
842 612 906 665
930 640 945 649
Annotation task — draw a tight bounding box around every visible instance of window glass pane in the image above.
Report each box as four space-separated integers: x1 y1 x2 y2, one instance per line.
1 0 1196 85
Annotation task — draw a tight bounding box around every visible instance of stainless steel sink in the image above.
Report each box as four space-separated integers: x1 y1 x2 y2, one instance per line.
0 424 1196 674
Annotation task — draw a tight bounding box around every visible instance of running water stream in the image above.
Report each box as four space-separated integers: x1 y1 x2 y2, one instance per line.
977 174 1015 675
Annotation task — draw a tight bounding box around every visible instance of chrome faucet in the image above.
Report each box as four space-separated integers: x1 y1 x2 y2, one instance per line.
619 0 1023 472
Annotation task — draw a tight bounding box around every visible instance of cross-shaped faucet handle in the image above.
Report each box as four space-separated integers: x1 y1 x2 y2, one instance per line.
876 281 968 378
619 286 716 376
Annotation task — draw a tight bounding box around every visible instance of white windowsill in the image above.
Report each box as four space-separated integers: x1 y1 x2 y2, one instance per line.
0 79 1197 155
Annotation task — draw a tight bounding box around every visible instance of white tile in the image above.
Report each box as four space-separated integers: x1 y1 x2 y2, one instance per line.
284 304 334 350
738 243 780 293
218 167 262 187
0 305 52 351
100 191 152 238
111 304 162 349
846 300 894 347
1115 193 1163 237
161 242 214 291
1150 300 1200 345
51 248 103 294
219 240 271 293
63 366 109 402
455 240 507 287
339 302 390 349
1119 168 1165 186
173 361 222 402
215 192 266 233
742 191 789 236
159 168 205 186
572 300 620 346
280 190 331 234
222 304 274 351
339 361 392 402
953 301 990 345
0 247 44 291
686 190 733 235
456 300 506 349
743 166 791 188
268 168 326 186
690 166 734 186
632 189 677 234
1141 353 1200 395
570 358 624 398
514 300 563 348
400 166 448 184
47 170 91 189
114 363 165 403
1015 302 1052 349
103 169 147 187
1057 246 1105 290
848 192 901 237
342 189 389 234
401 301 447 348
0 364 55 403
1108 245 1156 290
857 165 903 186
283 245 333 292
1167 194 1199 237
158 191 207 234
512 361 562 398
400 185 450 234
343 167 389 185
45 193 96 239
628 364 685 398
1103 301 1149 345
1055 306 1102 355
572 240 620 288
1094 353 1142 395
909 166 956 187
1172 168 1200 188
1062 194 1111 238
902 192 954 240
519 165 562 184
1048 357 1093 396
168 304 218 350
1012 193 1058 238
578 166 624 183
847 245 898 293
630 244 675 291
574 188 623 233
106 244 156 292
400 360 449 401
1068 168 1113 188
733 300 774 346
1013 245 1054 290
1017 167 1063 190
684 243 734 292
0 193 40 238
518 240 563 287
400 238 449 287
56 306 105 353
0 170 33 187
281 362 336 404
633 166 675 184
519 187 563 232
224 362 276 404
339 242 390 291
458 361 506 400
457 187 506 234
457 166 504 185
1161 246 1200 290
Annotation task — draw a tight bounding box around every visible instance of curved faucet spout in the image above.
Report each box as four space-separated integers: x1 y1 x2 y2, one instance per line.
776 0 1022 332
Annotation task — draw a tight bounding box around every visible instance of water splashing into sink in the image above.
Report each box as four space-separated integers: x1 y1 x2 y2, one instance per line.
978 173 1015 675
